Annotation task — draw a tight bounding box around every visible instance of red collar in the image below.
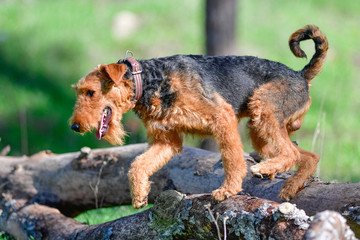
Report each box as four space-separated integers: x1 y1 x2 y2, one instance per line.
123 51 142 102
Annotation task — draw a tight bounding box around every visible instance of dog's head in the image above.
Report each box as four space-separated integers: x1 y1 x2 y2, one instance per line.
69 63 135 145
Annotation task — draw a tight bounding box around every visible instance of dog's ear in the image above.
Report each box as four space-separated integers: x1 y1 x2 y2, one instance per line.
99 63 127 86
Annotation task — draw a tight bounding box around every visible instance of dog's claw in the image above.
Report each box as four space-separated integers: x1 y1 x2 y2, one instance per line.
250 166 263 179
225 192 230 199
278 183 297 202
278 192 292 202
133 197 148 209
212 188 231 202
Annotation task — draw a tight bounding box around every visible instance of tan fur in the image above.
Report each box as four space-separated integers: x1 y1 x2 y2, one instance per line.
247 81 318 200
128 130 183 208
70 66 135 145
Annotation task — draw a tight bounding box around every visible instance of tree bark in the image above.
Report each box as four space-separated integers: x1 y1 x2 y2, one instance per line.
0 191 356 240
206 0 237 56
0 144 359 239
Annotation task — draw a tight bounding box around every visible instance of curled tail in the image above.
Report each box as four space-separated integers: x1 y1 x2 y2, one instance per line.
289 25 328 83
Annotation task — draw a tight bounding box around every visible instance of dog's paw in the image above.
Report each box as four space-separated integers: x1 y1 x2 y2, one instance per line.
250 166 275 179
278 186 297 202
212 188 232 202
132 196 148 209
250 166 264 178
278 179 303 202
278 191 293 202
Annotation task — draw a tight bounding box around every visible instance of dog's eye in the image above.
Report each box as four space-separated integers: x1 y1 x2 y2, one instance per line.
86 90 95 97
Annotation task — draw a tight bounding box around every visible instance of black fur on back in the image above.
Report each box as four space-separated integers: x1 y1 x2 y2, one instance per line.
128 55 308 117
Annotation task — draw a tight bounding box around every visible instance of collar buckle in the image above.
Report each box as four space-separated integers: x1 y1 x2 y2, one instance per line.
121 50 143 102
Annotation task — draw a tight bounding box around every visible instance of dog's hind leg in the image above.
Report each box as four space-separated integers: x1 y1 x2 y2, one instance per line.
249 94 311 161
128 130 183 208
247 81 305 200
248 121 279 160
248 122 300 180
280 99 319 200
278 146 319 201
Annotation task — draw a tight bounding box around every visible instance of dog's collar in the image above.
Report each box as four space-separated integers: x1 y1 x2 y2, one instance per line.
120 51 143 102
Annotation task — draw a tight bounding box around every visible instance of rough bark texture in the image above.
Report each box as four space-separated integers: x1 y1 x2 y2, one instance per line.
206 0 237 56
0 191 356 240
0 144 359 239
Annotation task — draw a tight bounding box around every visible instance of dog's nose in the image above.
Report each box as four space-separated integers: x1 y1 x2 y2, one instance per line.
71 123 81 132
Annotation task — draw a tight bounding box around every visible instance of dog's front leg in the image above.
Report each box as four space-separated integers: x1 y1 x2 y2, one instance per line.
210 102 247 202
128 130 183 208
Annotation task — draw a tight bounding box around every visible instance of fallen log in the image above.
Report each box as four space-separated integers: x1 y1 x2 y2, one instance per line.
1 144 359 216
1 190 357 240
0 144 359 239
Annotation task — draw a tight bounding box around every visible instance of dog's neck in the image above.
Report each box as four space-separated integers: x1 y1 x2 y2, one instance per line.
121 58 143 102
127 58 175 119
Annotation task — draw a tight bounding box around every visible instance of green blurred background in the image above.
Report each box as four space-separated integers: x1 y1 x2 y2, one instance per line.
0 0 359 185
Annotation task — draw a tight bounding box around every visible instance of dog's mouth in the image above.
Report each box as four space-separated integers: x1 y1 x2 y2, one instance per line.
95 107 112 140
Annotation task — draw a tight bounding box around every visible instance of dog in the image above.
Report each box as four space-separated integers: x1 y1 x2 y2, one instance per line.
70 25 328 208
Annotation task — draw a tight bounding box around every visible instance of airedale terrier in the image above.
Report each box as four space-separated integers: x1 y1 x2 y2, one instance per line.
70 25 328 208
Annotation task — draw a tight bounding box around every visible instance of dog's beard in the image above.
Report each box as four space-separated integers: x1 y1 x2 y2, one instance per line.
102 118 127 145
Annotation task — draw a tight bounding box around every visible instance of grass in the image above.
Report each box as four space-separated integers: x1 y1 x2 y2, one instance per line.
0 0 359 235
0 233 14 240
74 205 153 225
